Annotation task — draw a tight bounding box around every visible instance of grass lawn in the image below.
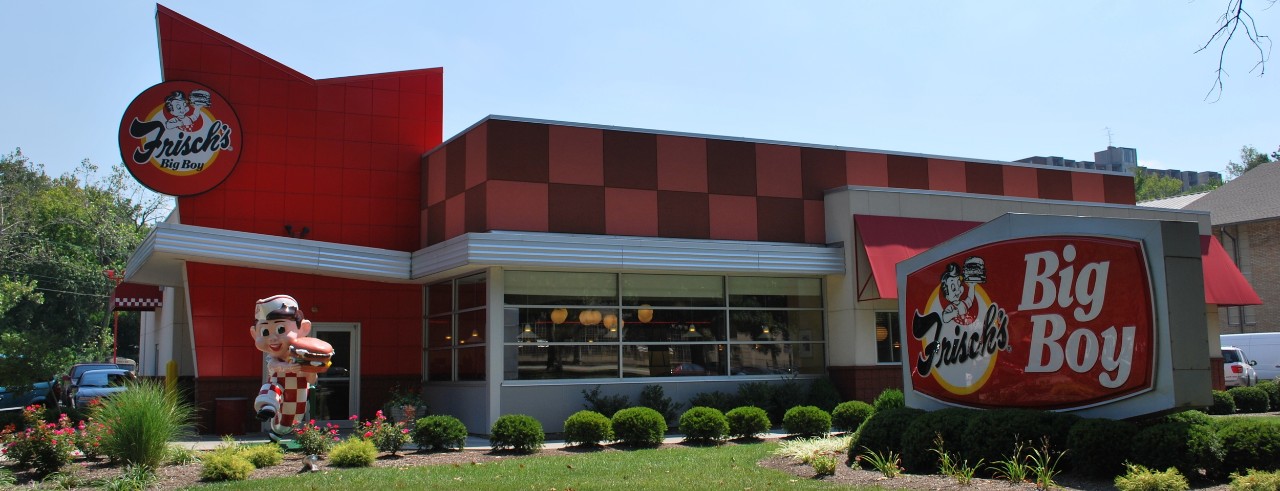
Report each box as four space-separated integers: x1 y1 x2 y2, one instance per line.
190 441 850 490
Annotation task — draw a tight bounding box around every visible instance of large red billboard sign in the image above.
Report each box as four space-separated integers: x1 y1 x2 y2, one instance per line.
118 81 241 196
903 236 1155 410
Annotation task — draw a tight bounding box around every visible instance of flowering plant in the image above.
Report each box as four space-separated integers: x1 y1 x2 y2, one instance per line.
0 405 77 476
74 418 109 460
295 419 340 455
386 384 422 407
358 410 410 455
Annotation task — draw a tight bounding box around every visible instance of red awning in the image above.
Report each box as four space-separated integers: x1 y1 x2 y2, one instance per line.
853 215 980 300
1200 235 1262 306
853 214 1262 306
110 282 163 312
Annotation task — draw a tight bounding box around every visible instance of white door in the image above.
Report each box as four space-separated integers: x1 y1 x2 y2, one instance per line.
309 323 360 427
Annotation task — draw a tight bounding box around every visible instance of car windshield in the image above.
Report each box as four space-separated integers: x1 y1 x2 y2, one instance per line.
1222 349 1244 364
80 372 109 387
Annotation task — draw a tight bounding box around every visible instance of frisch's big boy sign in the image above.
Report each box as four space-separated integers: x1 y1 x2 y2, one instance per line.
118 81 241 196
904 237 1153 410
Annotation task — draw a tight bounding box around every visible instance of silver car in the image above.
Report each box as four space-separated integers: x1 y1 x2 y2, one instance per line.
1222 346 1258 388
69 369 135 408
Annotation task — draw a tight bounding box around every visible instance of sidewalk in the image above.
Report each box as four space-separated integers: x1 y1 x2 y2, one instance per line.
173 429 794 452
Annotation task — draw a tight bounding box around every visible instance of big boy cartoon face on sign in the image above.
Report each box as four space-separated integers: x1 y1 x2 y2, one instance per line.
118 81 241 196
903 236 1155 410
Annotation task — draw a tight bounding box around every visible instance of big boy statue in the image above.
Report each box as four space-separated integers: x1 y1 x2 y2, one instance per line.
250 295 334 436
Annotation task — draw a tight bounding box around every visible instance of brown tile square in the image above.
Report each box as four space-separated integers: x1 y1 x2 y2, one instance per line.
603 130 657 189
446 136 467 197
1036 168 1073 201
964 162 1004 196
887 155 929 190
426 202 445 246
550 125 604 185
801 148 846 199
657 191 710 239
657 135 708 192
847 152 888 187
1102 174 1136 205
707 139 756 196
466 183 487 233
487 120 549 183
756 197 805 243
756 144 802 198
927 159 967 193
465 123 487 189
1070 172 1106 203
708 194 758 241
549 184 607 235
605 188 658 237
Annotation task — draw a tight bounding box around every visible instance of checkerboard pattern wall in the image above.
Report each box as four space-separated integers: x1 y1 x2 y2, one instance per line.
420 118 1136 247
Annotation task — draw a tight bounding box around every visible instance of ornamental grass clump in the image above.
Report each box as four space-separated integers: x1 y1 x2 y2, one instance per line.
612 406 667 447
329 437 377 467
678 406 728 443
92 379 194 469
412 415 468 451
563 410 613 447
1229 469 1280 491
1113 463 1189 491
240 443 284 468
725 406 770 440
489 414 544 453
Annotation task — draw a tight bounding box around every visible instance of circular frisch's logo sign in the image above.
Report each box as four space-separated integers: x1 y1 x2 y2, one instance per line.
903 236 1155 411
118 81 241 196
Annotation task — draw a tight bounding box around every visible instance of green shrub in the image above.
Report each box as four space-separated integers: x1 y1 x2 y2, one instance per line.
872 388 905 412
1229 469 1280 491
679 406 729 443
563 410 613 447
165 445 199 465
1256 380 1280 412
1068 417 1140 478
239 443 283 468
811 452 839 476
612 406 667 447
581 386 630 417
199 452 255 481
329 438 377 467
831 400 874 433
1211 390 1238 415
1216 419 1280 473
1129 420 1225 478
899 407 978 473
1229 386 1272 414
806 378 843 412
2 406 76 476
412 415 468 451
782 405 831 437
489 414 544 453
848 406 924 465
960 409 1078 468
688 391 737 414
1114 463 1189 491
725 406 770 439
93 380 194 469
735 382 777 420
771 380 809 421
1160 409 1214 427
638 385 683 424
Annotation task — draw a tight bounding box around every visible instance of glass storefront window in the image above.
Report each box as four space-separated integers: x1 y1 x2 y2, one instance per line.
729 310 822 343
729 344 825 375
457 347 485 381
621 344 728 378
426 349 452 382
424 273 487 382
622 309 725 342
727 277 822 308
621 274 723 307
505 271 617 306
875 311 901 363
507 344 620 380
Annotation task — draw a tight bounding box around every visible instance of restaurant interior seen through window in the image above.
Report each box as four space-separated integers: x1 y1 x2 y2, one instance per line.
876 311 901 363
502 272 825 380
426 273 487 382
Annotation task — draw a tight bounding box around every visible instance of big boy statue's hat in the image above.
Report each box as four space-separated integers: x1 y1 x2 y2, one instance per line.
255 295 303 322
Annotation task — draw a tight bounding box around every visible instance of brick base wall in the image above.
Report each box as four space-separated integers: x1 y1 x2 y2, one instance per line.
828 365 903 403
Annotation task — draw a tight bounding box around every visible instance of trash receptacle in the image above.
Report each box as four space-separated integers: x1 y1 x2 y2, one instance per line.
214 397 249 436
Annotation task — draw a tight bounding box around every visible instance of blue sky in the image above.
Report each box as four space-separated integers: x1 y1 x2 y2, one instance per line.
1 1 1276 181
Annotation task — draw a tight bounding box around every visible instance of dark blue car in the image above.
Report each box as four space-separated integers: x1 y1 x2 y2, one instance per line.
0 380 53 412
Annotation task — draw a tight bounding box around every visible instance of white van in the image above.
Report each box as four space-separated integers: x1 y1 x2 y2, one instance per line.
1221 333 1280 383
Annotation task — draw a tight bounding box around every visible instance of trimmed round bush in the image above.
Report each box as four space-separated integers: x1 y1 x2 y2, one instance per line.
899 407 979 473
199 452 254 481
413 415 468 451
1129 421 1224 478
848 406 924 466
1160 409 1213 427
1256 380 1280 410
1228 386 1271 413
872 388 905 412
1068 417 1140 478
831 400 874 433
1216 419 1280 473
725 406 771 439
489 414 545 453
563 410 613 447
612 406 667 447
1209 390 1236 415
329 438 377 467
679 406 729 443
960 409 1079 467
782 405 831 437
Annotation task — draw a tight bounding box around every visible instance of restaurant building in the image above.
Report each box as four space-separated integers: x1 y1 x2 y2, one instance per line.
123 6 1260 433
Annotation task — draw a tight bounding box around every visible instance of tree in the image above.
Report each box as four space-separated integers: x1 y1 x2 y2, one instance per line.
1199 0 1274 101
1225 144 1274 178
1133 167 1187 202
0 149 157 389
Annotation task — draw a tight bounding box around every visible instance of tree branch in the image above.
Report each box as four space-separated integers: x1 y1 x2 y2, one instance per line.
1198 0 1274 101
